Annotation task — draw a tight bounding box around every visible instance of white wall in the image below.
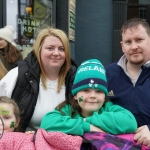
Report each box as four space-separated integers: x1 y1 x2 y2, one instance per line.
6 0 18 39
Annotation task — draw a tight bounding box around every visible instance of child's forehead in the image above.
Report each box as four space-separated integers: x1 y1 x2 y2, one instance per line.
80 88 102 91
0 103 14 111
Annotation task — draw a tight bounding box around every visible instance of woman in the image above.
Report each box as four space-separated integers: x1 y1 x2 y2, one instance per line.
0 59 7 80
0 25 22 71
0 26 77 132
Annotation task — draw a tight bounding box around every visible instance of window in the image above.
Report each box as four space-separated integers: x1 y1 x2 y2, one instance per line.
6 0 53 53
139 7 146 19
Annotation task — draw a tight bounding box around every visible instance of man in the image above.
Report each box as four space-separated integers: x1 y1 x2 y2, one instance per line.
106 18 150 147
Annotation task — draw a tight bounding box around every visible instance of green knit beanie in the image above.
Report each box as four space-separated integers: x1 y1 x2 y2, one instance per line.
72 59 108 96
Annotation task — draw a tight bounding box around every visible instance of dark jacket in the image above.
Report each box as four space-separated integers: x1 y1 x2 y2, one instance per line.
12 51 77 132
106 62 150 129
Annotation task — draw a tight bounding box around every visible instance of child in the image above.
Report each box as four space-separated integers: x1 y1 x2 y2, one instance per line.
0 96 20 132
40 59 137 136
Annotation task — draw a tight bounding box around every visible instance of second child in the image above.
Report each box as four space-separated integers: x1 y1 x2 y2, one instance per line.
0 96 20 132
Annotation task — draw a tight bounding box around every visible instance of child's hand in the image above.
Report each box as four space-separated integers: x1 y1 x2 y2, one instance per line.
90 124 105 133
25 131 35 134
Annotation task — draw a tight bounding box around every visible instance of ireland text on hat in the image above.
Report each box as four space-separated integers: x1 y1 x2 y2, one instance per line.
78 66 105 75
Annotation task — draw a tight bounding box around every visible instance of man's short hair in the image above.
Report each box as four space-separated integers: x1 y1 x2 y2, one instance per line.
121 18 150 36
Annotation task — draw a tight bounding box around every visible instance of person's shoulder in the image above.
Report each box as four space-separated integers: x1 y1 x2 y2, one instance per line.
99 101 113 112
66 58 78 78
102 101 124 112
0 67 18 97
1 67 18 81
105 61 121 76
103 101 113 107
70 58 78 70
61 103 71 110
106 61 118 70
7 67 18 76
14 51 35 68
56 103 72 116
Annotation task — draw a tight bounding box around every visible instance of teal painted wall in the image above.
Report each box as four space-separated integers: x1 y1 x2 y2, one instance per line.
75 0 113 67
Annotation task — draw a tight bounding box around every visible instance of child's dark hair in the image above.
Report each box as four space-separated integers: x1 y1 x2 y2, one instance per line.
0 96 20 131
56 96 81 118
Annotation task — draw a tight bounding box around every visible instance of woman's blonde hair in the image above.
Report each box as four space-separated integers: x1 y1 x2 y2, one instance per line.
33 26 71 92
0 59 7 80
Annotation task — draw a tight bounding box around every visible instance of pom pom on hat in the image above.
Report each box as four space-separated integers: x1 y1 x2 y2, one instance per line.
0 25 15 43
72 59 108 96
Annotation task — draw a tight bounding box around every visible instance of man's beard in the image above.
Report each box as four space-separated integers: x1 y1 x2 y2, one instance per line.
129 57 144 65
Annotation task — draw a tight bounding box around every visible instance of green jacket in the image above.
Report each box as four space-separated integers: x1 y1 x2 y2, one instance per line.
40 101 137 135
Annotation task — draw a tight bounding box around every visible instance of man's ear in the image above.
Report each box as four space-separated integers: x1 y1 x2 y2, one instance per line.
120 41 123 47
120 41 125 53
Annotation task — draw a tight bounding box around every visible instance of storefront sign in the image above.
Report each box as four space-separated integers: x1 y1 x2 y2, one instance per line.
17 15 40 38
16 15 41 50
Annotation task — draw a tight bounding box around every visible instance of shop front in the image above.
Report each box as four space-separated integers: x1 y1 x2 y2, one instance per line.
1 0 76 59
